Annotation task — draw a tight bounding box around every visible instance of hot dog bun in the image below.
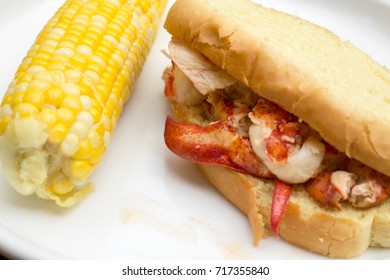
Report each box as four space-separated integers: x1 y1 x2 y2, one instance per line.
163 0 390 258
164 0 390 178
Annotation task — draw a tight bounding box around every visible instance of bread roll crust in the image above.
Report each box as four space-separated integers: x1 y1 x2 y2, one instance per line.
164 0 390 178
199 164 372 258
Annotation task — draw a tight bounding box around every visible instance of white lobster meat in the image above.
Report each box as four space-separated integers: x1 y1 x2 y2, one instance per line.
248 99 325 184
167 40 237 101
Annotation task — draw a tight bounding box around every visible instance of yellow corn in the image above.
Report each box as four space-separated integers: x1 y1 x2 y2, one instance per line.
0 0 167 207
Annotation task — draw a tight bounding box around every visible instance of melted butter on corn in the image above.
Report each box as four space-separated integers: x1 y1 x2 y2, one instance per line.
0 0 167 207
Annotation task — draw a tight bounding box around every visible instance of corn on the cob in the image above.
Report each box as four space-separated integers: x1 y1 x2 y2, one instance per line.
0 0 167 207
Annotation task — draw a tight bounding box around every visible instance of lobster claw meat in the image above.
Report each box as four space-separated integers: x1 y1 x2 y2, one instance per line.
306 171 344 210
164 116 273 178
271 179 293 237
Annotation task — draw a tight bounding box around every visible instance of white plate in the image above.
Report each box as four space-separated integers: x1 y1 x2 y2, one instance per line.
0 0 389 260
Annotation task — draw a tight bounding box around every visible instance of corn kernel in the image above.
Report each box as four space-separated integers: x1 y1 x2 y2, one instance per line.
86 61 104 76
94 123 105 138
17 56 32 69
60 95 82 113
82 33 99 48
1 95 13 106
76 45 93 56
100 74 114 91
72 16 89 28
39 108 57 128
49 123 68 143
0 116 12 135
23 88 45 109
47 27 66 41
70 121 88 139
103 98 114 119
96 84 110 101
56 107 76 125
144 0 154 12
62 82 80 96
14 82 29 94
0 104 13 118
74 139 93 160
107 22 123 38
60 133 79 156
51 172 74 195
26 65 46 75
78 84 92 98
98 40 114 54
103 34 118 48
46 85 65 107
89 107 101 124
79 96 92 111
103 131 111 147
55 22 70 31
4 86 15 97
33 70 53 82
30 56 48 67
102 114 111 130
66 28 84 40
77 111 94 127
110 52 124 70
91 14 108 29
39 39 57 50
110 113 118 129
84 70 100 85
88 141 105 165
117 42 130 58
47 61 67 72
87 129 100 148
68 159 92 181
52 71 66 85
39 45 56 56
62 34 80 45
54 47 75 57
70 53 88 70
64 69 82 83
94 46 111 60
15 73 32 84
101 2 115 15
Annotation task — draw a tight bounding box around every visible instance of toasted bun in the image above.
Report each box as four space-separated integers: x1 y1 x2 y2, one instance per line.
164 0 390 178
168 101 390 258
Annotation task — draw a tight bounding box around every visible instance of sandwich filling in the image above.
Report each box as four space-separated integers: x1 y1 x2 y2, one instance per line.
163 40 390 235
